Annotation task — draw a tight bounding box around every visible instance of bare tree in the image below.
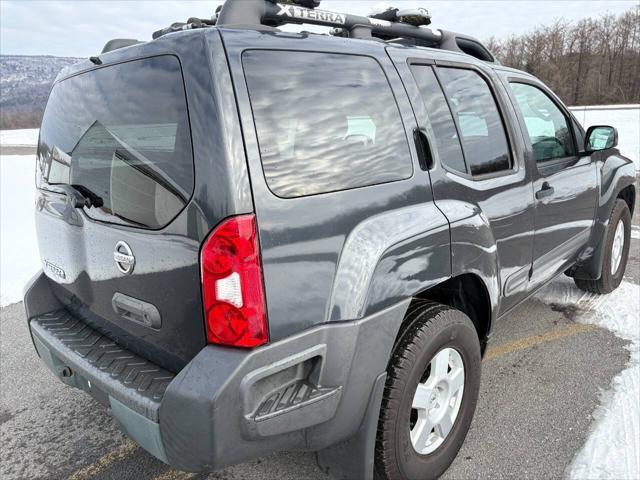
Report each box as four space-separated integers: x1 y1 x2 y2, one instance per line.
489 6 640 105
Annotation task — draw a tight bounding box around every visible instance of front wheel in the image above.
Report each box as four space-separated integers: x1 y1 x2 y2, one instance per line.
375 301 481 480
575 199 631 294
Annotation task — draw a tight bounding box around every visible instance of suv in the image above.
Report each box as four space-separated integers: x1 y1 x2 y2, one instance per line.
24 1 635 479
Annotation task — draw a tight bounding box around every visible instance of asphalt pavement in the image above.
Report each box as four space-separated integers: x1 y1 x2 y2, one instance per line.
1 216 638 480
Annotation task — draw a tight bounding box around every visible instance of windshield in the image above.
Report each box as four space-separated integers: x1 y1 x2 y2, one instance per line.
37 55 194 229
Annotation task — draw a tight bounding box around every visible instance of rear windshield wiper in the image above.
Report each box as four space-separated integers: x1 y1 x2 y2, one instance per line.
53 184 104 209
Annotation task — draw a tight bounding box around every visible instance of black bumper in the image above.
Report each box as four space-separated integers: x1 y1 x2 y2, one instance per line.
25 272 408 473
30 309 173 462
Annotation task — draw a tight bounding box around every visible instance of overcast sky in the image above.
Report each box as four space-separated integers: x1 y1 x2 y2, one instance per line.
1 0 637 57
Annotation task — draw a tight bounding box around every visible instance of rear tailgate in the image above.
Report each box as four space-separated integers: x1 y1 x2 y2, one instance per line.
35 54 205 372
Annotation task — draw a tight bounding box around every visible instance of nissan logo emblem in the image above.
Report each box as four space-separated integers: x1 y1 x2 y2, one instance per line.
114 241 135 275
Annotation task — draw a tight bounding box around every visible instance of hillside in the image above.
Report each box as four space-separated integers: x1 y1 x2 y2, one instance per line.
1 55 81 130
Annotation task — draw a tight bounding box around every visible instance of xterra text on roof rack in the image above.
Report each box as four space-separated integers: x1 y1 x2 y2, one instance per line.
25 1 635 479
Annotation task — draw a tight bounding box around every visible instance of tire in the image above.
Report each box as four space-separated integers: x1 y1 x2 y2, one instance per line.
375 301 481 480
575 199 631 294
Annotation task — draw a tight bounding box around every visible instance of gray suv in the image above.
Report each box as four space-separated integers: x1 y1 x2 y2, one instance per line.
24 1 635 479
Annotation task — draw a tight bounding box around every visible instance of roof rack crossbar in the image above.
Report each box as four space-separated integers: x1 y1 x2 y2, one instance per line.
217 0 443 45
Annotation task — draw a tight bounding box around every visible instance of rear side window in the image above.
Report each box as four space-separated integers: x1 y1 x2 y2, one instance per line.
410 65 466 174
509 82 576 163
243 50 412 198
38 55 193 229
438 68 511 176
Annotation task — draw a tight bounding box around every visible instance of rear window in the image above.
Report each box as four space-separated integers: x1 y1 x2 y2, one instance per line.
243 50 412 198
37 55 193 229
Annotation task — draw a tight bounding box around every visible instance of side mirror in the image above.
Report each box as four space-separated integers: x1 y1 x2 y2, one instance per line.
585 125 618 152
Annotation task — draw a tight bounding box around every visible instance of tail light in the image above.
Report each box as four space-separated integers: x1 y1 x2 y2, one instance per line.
200 214 268 347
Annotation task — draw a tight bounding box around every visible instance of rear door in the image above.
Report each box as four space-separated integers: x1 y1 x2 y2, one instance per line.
389 49 536 315
502 75 598 288
36 54 205 372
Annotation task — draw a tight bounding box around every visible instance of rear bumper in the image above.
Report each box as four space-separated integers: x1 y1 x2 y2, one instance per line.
30 310 172 462
25 272 407 472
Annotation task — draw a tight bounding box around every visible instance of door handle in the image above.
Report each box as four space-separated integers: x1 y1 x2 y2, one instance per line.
112 292 161 329
535 182 554 200
413 128 433 171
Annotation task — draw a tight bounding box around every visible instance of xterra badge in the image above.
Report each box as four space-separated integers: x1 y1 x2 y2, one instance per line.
276 3 346 24
43 259 66 279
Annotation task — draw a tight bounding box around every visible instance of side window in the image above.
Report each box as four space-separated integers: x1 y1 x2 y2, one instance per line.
509 82 576 163
243 51 412 198
438 68 512 176
410 65 467 174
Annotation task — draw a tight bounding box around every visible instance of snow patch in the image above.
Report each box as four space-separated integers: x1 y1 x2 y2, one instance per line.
0 128 39 147
0 154 40 306
535 277 640 480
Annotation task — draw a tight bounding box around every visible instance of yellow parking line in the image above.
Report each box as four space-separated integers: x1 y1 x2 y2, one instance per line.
67 440 138 480
152 470 196 480
484 323 596 360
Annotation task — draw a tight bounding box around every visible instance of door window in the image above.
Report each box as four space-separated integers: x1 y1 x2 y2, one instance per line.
438 68 512 176
410 65 467 174
509 82 576 163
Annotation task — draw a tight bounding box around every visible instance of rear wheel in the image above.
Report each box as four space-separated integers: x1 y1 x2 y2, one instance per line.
375 301 481 480
575 199 631 294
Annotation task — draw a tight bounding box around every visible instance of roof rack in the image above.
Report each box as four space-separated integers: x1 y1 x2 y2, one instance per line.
133 0 494 63
215 0 496 62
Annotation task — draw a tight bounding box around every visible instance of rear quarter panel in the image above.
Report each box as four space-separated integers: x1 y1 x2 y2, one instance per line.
220 29 452 340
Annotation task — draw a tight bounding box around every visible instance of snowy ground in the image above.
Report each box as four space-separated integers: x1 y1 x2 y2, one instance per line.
0 128 39 148
0 153 39 307
535 278 640 479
